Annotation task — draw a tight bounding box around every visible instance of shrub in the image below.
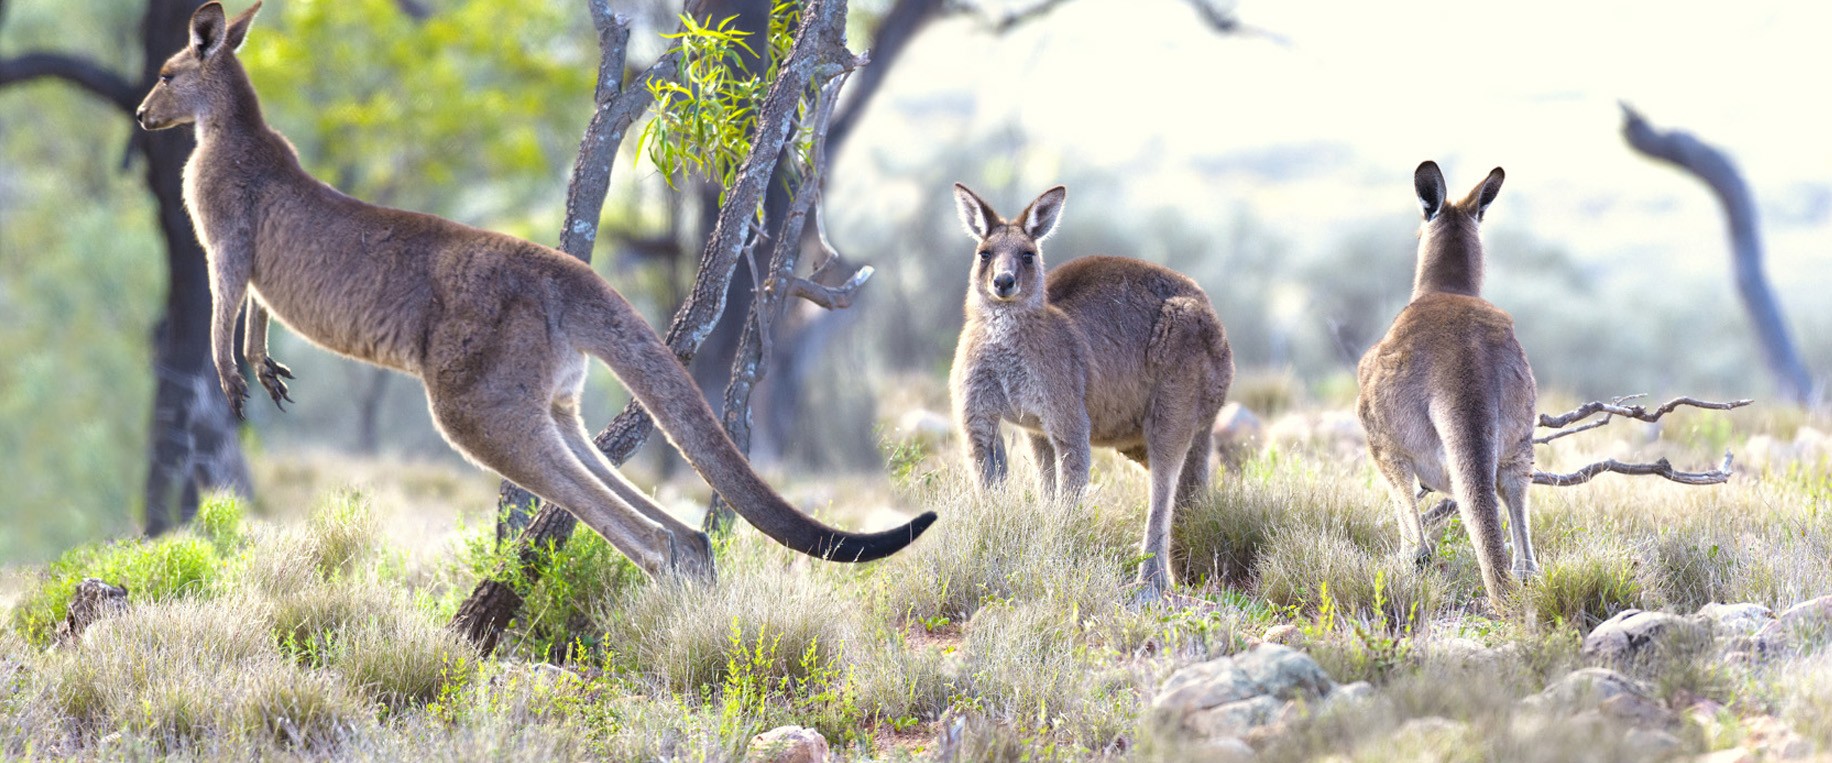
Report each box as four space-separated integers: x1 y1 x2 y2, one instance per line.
12 532 227 646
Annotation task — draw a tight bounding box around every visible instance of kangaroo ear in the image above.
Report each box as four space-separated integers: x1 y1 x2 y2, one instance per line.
190 2 229 59
952 183 999 240
1016 185 1067 241
1465 167 1505 221
1414 161 1446 222
225 1 263 53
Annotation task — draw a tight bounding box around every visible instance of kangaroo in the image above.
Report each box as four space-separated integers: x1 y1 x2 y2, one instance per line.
133 1 933 578
1356 161 1538 608
947 184 1233 598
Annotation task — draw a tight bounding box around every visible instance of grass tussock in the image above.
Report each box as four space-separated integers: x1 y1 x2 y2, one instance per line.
3 410 1830 759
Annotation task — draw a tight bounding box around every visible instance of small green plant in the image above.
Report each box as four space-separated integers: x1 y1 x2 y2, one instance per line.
194 491 246 550
12 532 227 646
1302 573 1418 684
716 618 863 746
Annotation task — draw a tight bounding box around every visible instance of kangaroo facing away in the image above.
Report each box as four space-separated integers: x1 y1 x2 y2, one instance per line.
1356 161 1538 608
134 1 934 578
947 184 1234 598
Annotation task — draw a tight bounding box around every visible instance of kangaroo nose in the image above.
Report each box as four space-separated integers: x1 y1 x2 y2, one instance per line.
134 106 147 126
992 273 1016 293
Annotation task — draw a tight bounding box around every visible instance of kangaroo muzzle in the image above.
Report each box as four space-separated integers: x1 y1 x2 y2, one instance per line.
991 272 1017 299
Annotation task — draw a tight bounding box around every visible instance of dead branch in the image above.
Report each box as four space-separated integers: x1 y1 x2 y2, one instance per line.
1620 102 1813 404
788 268 872 310
591 0 854 462
0 51 139 112
1532 452 1735 488
707 63 865 531
948 0 1076 34
1537 394 1752 429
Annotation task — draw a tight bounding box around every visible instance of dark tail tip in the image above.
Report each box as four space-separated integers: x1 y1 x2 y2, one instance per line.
821 510 938 563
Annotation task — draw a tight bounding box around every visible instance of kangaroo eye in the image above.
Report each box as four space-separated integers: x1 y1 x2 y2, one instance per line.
159 73 174 84
1021 251 1036 262
977 250 991 260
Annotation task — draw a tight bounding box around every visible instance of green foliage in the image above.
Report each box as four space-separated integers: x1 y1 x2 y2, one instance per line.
1300 574 1418 685
195 492 247 551
448 506 645 661
639 1 805 195
716 619 863 745
243 0 594 230
12 532 228 646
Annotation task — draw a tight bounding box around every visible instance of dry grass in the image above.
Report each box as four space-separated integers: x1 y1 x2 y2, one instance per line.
2 407 1829 759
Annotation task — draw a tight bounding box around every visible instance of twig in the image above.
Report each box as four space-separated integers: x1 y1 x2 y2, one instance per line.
1537 394 1752 429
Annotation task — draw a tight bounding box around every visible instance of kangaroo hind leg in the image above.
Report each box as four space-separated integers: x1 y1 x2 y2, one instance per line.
551 401 714 580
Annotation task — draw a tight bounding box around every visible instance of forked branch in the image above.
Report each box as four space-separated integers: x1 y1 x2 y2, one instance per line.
1419 393 1749 528
1537 394 1752 431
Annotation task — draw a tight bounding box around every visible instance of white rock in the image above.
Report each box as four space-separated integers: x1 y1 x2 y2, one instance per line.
745 725 828 763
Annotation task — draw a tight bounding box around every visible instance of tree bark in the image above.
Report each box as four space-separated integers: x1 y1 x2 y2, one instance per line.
1 0 252 535
1620 103 1815 405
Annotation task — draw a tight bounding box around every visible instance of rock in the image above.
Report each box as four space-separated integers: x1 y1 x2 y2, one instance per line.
1693 749 1757 763
1756 596 1832 656
894 409 953 446
1154 644 1341 740
1260 624 1303 647
1187 695 1284 739
1235 643 1334 701
1523 668 1653 717
1623 728 1684 758
1694 602 1774 637
1581 609 1712 667
1265 410 1367 455
1212 403 1265 465
745 725 828 763
1328 681 1374 707
56 578 128 645
1198 736 1256 761
1739 715 1814 759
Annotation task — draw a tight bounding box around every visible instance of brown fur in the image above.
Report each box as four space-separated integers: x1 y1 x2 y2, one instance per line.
946 184 1234 598
134 1 933 578
1356 161 1538 608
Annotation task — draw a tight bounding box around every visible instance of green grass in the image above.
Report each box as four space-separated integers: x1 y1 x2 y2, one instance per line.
3 415 1832 759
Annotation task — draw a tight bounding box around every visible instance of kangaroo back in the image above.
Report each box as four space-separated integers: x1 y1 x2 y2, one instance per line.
1358 161 1537 609
572 278 934 562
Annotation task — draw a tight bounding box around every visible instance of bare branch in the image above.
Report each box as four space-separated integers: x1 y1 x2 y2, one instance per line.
0 51 138 112
1537 395 1753 429
1420 453 1734 531
788 267 873 310
1182 0 1291 45
556 4 683 261
1532 452 1735 488
593 0 854 462
1621 102 1813 404
948 0 1075 34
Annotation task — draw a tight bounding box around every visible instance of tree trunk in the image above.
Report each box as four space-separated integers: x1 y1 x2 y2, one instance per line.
1620 103 1816 405
455 0 855 654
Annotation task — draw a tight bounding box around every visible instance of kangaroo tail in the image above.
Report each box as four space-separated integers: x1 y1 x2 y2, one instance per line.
573 279 934 562
1430 388 1512 605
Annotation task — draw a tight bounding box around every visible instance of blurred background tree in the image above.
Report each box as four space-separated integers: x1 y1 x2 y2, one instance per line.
3 0 1828 563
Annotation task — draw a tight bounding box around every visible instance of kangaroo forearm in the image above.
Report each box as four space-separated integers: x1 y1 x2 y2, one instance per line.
243 300 269 362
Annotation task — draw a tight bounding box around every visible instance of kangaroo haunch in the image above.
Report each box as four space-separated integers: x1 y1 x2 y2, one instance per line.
1356 161 1539 609
947 184 1234 601
134 1 934 577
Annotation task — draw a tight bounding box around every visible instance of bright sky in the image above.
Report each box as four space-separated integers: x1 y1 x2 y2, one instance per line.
834 0 1832 291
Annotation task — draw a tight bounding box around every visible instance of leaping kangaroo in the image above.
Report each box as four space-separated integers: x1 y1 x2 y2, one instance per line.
134 1 933 579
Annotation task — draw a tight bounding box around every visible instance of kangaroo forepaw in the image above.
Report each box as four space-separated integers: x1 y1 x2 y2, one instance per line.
222 373 250 421
1512 558 1541 580
1411 543 1435 569
258 357 295 411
